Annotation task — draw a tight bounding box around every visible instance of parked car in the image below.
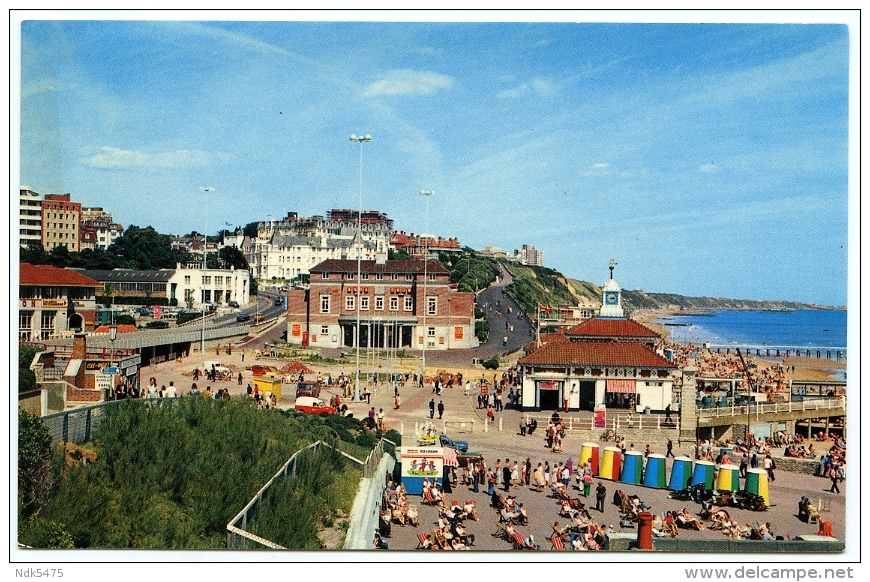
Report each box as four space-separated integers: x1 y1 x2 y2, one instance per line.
439 434 469 453
237 313 251 322
294 396 337 417
456 451 484 468
228 300 240 308
296 381 322 398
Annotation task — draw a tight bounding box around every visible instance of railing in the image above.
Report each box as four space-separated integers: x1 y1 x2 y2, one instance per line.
226 438 396 549
697 396 845 419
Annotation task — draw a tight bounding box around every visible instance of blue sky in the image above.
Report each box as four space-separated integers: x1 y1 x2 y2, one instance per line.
16 15 853 306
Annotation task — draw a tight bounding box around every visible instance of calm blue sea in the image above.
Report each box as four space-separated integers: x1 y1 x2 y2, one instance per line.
653 310 847 350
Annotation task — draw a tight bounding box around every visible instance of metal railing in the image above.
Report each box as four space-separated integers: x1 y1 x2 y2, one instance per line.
226 439 396 549
697 396 845 419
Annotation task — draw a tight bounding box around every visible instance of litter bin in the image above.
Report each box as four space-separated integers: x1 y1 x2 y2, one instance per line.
637 511 654 550
644 406 650 415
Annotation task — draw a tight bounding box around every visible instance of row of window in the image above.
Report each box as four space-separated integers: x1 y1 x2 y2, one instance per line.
319 294 437 314
19 310 56 340
19 286 95 299
322 272 436 282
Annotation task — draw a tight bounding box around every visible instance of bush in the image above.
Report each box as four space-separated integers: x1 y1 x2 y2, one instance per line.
482 357 500 370
383 429 402 445
145 320 169 329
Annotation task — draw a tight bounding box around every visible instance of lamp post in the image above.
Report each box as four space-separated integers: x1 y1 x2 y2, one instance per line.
350 134 371 401
109 324 117 399
200 186 214 355
419 190 434 376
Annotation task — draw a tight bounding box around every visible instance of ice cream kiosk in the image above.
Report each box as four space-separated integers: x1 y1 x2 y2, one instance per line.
400 446 445 494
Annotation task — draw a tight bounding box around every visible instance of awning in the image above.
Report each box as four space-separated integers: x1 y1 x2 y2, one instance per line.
606 379 636 394
443 446 459 467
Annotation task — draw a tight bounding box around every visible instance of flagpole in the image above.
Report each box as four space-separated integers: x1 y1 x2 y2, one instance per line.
536 304 541 348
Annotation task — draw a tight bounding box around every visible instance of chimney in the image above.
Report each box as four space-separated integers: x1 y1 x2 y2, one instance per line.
72 332 88 360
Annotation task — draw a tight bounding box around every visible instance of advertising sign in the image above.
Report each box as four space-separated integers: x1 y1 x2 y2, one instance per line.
400 446 444 494
594 405 607 428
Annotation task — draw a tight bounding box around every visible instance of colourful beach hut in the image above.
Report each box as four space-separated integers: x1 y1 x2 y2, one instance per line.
744 468 770 506
599 447 622 481
690 460 716 489
668 456 694 490
621 451 644 485
643 454 667 488
580 442 600 475
716 463 741 492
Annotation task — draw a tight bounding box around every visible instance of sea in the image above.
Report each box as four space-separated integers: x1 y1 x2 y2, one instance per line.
652 309 847 354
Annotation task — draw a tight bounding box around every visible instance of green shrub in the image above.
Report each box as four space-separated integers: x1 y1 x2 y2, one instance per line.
482 357 500 370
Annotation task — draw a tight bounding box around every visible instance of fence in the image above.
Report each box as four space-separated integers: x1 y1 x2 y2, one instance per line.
226 438 396 549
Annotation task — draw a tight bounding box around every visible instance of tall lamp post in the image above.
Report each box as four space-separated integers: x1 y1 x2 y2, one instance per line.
350 134 371 401
200 186 214 355
419 190 434 376
109 324 117 399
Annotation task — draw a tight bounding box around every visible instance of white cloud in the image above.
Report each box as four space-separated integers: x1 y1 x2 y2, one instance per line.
593 163 610 169
81 146 220 169
363 70 453 97
497 77 557 99
698 163 720 173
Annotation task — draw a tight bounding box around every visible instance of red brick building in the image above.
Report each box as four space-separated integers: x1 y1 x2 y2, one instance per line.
19 263 99 339
286 258 476 351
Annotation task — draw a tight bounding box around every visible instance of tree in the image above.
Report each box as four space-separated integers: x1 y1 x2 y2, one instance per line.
243 221 259 239
19 343 39 393
18 408 56 517
218 246 249 270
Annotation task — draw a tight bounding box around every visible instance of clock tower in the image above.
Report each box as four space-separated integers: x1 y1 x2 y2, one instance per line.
599 259 625 318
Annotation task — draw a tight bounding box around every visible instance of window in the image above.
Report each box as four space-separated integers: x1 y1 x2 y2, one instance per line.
404 296 414 311
391 273 399 280
427 296 437 316
321 326 329 335
428 326 435 337
389 296 399 311
375 296 384 310
345 295 355 311
320 295 331 313
429 273 436 282
405 274 413 281
40 310 56 340
203 276 212 285
19 311 33 341
360 296 369 310
323 272 330 280
361 273 369 280
215 276 223 285
376 273 384 280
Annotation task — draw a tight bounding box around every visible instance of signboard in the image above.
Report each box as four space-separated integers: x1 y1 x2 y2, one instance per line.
479 384 489 395
152 305 162 319
594 405 607 428
95 370 114 392
539 380 560 391
401 447 444 482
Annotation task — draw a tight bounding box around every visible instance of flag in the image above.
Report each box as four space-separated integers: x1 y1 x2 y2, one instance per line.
225 222 233 228
539 304 552 316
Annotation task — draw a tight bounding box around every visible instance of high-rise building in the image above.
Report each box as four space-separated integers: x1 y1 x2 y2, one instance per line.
19 186 43 248
41 193 82 252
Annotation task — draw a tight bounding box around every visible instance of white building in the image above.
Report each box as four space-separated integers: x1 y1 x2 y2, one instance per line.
19 187 43 248
513 244 544 267
244 212 392 282
169 263 250 309
81 208 124 250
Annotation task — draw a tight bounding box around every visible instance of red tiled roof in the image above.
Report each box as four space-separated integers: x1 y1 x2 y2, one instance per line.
94 324 138 334
522 331 570 352
518 341 675 368
311 259 449 275
19 263 100 287
565 317 660 339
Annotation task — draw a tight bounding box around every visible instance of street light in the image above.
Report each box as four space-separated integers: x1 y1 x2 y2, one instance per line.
419 189 435 376
200 186 214 355
350 134 371 401
109 324 117 399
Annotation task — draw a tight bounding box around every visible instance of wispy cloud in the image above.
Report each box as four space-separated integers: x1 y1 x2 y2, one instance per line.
81 146 226 170
497 77 557 99
363 70 453 97
698 163 720 173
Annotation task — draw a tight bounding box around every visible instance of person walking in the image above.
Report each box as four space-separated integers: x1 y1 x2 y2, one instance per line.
583 472 593 497
829 463 842 494
739 453 749 478
437 400 445 419
394 392 401 410
666 438 675 458
429 398 435 419
764 454 776 482
503 458 512 492
595 482 607 512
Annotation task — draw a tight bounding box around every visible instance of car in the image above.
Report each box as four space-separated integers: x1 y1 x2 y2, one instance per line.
274 297 283 306
296 380 322 398
236 313 251 322
456 451 484 468
228 300 240 308
439 434 469 453
253 314 265 322
294 396 337 417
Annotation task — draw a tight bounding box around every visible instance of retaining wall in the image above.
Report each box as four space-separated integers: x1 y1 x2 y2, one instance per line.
343 453 396 549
